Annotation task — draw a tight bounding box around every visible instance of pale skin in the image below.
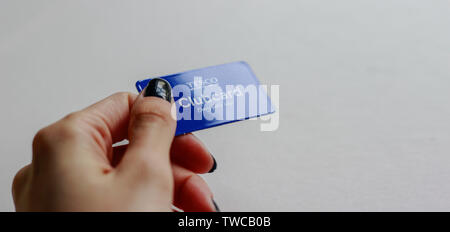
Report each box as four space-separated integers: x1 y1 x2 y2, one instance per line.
12 91 218 212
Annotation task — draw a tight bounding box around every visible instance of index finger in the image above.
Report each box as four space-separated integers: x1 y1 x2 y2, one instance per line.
77 92 137 160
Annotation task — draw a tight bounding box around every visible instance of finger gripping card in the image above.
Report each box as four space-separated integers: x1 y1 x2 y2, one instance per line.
136 61 275 136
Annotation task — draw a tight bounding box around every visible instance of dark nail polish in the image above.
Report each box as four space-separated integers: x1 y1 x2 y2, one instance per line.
208 155 217 173
144 78 172 102
212 199 221 212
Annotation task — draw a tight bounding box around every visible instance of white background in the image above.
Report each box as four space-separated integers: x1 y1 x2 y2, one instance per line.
1 0 450 211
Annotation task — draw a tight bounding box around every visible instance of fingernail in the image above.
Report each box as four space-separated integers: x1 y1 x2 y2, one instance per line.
208 155 217 173
212 198 221 212
144 78 172 102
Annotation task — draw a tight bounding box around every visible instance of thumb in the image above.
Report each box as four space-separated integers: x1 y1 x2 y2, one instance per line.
117 78 176 193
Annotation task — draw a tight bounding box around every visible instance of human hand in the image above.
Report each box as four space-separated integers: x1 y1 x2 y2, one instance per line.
12 78 219 212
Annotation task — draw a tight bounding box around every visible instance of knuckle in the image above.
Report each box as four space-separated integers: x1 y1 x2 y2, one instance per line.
33 128 48 146
62 111 84 124
132 106 174 129
57 114 84 139
111 91 133 100
32 126 53 152
32 113 84 153
134 111 170 127
11 165 30 202
107 92 133 106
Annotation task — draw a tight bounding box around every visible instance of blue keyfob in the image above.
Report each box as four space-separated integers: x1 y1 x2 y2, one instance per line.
136 61 275 136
